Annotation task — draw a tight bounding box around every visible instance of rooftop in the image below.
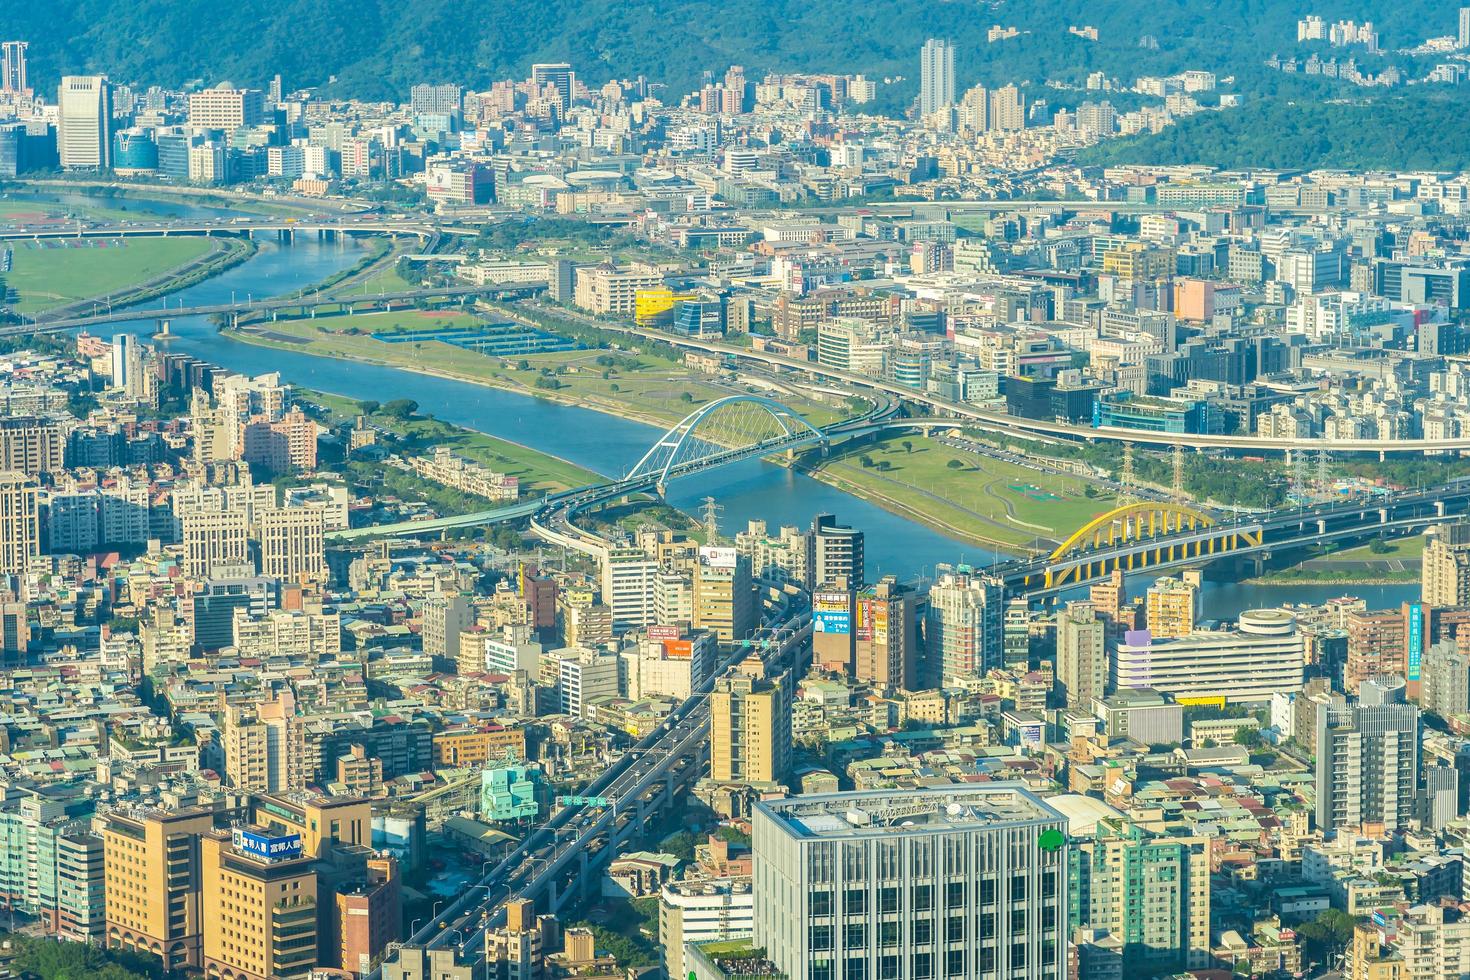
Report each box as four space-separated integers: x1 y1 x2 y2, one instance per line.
756 783 1061 838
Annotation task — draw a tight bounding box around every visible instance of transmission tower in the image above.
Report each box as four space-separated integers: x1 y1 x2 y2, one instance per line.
1119 443 1135 502
1171 444 1187 503
700 496 724 543
1289 449 1309 504
1314 447 1331 493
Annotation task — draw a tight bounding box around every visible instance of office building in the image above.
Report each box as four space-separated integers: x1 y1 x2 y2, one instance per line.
0 471 37 576
410 82 463 117
708 659 793 807
925 568 1005 683
551 648 619 718
1111 610 1305 704
1424 523 1470 608
809 513 865 590
574 262 664 316
1056 603 1107 709
919 39 955 118
1461 6 1470 48
187 84 265 130
530 63 574 108
255 508 327 585
601 547 658 632
201 828 318 980
1315 675 1421 834
181 510 250 579
692 546 755 643
57 75 112 169
1145 575 1198 638
660 877 754 979
752 785 1067 980
1 41 27 95
103 807 217 970
1069 818 1211 974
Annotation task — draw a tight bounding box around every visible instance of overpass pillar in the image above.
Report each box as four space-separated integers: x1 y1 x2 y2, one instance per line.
1379 508 1389 525
1317 520 1326 535
1437 500 1447 517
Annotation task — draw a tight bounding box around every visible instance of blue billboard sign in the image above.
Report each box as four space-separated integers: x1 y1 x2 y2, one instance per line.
232 829 303 860
1407 601 1424 682
813 611 851 635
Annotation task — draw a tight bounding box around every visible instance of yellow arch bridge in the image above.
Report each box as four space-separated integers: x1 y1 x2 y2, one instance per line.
1031 502 1265 590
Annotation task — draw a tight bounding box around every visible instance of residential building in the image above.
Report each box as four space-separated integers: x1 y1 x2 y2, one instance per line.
1315 675 1421 834
925 568 1005 683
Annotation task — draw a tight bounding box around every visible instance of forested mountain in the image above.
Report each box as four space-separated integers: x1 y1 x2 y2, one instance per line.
1075 95 1470 172
7 0 1464 105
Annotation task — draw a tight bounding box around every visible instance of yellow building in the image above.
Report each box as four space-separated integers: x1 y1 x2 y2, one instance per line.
634 287 697 327
433 725 527 767
709 658 792 789
1101 242 1176 280
201 829 319 980
251 794 372 859
103 807 216 970
1145 575 1198 639
1347 924 1403 980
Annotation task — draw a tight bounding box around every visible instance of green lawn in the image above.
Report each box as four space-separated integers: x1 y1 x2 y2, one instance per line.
1329 535 1426 561
233 312 846 429
336 255 417 296
5 237 215 313
304 389 599 495
811 435 1114 549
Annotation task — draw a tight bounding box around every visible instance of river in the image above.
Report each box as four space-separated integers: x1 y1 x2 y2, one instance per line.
38 190 1426 612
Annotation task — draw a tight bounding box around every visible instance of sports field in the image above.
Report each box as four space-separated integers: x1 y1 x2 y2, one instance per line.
4 236 216 313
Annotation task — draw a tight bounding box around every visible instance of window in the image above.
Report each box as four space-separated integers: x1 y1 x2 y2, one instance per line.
912 952 933 979
1042 907 1056 930
1010 875 1027 900
979 879 997 905
845 959 867 980
880 886 899 913
812 890 833 916
845 889 867 914
1011 909 1026 933
912 884 932 911
880 955 900 979
810 925 833 950
1011 944 1027 969
879 922 899 947
845 923 866 950
946 882 966 908
945 950 966 977
1042 871 1057 899
978 912 996 939
979 946 996 972
914 919 932 945
946 916 966 943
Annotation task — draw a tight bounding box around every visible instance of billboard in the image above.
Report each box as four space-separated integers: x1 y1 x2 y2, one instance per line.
700 546 738 569
648 624 681 642
232 829 302 861
814 610 851 635
814 593 850 612
1407 601 1424 682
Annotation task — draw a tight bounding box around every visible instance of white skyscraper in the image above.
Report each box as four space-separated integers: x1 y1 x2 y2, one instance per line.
57 75 112 169
1461 7 1470 48
919 38 955 118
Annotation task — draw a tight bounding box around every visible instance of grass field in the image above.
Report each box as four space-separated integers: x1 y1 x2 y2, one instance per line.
1328 535 1426 561
339 258 416 296
5 237 216 313
809 435 1114 550
233 311 847 429
305 389 599 495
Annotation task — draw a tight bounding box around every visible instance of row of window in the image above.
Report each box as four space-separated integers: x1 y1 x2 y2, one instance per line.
810 911 1058 951
810 874 1057 915
810 941 1059 980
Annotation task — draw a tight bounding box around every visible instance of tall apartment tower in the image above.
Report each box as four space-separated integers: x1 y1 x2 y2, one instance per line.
1056 602 1107 709
919 38 955 117
924 568 1005 683
181 510 250 579
692 547 755 643
709 659 793 795
1145 575 1198 638
1315 675 1421 834
102 807 217 971
1423 522 1470 607
1461 7 1470 48
200 830 319 980
223 690 306 793
1 42 28 95
808 513 864 590
256 508 327 585
0 471 37 576
753 785 1067 980
1070 819 1212 974
57 76 113 169
422 593 476 670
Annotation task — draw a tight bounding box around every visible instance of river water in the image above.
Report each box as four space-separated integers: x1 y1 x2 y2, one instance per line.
36 191 1425 611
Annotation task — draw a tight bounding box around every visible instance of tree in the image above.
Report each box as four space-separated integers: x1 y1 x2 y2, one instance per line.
1083 483 1100 498
357 400 380 415
383 399 418 420
902 440 914 454
946 459 964 470
1234 727 1264 748
876 460 893 472
859 455 874 468
679 391 694 403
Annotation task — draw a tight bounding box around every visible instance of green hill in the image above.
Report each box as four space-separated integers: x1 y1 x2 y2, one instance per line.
9 0 1463 105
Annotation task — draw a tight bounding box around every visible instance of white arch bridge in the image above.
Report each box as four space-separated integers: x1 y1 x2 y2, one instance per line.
624 394 828 493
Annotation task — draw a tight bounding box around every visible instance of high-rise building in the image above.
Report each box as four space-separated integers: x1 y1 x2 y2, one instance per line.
1111 610 1304 704
692 546 755 643
224 690 306 793
1315 675 1421 834
752 785 1067 980
186 84 265 131
410 82 463 117
1461 7 1470 48
0 471 37 576
988 84 1026 131
423 593 475 670
0 42 27 96
255 508 327 584
601 547 658 632
530 63 574 109
924 568 1005 683
1069 818 1212 974
708 659 792 802
181 510 250 579
1144 575 1198 638
200 829 318 980
1056 602 1107 709
57 76 113 169
919 38 955 118
809 513 864 590
102 807 217 970
1424 522 1470 607
0 416 64 475
853 577 921 690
